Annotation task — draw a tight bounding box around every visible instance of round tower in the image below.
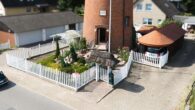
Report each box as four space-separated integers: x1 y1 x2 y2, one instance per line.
83 0 133 51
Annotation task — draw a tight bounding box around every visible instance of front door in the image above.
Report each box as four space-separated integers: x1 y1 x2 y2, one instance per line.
97 28 107 43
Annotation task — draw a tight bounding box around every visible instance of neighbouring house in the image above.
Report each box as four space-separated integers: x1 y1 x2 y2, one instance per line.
133 0 180 26
83 0 133 51
174 15 195 33
138 23 186 57
0 0 58 16
0 11 83 47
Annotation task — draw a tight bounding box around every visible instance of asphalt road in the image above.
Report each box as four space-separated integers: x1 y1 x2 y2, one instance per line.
0 82 72 110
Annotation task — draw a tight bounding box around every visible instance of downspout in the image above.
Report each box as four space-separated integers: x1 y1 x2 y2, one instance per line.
122 0 125 46
108 0 112 53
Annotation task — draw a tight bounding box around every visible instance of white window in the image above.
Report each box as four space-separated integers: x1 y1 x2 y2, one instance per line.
145 4 152 11
157 19 162 24
143 18 152 25
136 3 143 11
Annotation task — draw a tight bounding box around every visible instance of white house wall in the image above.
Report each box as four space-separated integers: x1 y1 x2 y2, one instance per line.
133 0 166 26
16 30 42 46
45 26 65 40
14 23 83 47
0 1 5 16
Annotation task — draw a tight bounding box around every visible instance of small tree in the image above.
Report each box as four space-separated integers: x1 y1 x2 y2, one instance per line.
70 44 77 62
55 36 60 58
79 37 87 50
58 0 72 11
117 47 129 62
60 57 67 68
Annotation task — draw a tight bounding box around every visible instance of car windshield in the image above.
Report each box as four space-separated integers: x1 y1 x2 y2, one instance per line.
0 71 5 79
147 47 161 53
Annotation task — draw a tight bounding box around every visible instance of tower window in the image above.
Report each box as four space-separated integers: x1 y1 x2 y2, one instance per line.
124 16 129 27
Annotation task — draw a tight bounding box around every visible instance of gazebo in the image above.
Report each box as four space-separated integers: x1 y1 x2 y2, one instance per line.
138 23 186 56
137 25 158 35
50 30 81 44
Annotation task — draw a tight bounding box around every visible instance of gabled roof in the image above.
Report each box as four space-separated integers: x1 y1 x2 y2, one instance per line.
138 23 186 47
134 0 180 17
88 50 119 67
152 0 180 17
0 0 58 7
0 11 83 33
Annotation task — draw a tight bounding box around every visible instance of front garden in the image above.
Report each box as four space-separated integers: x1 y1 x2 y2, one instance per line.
36 37 95 74
33 36 130 74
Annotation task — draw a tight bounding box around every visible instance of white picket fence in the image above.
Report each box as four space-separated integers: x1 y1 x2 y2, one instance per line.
0 40 10 50
8 41 68 59
97 52 133 85
6 54 96 91
132 51 169 68
99 66 109 83
113 53 133 85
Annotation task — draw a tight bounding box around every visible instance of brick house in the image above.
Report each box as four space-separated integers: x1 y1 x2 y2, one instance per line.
83 0 133 51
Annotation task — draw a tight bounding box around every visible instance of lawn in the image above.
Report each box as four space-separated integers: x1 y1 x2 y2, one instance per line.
190 88 195 110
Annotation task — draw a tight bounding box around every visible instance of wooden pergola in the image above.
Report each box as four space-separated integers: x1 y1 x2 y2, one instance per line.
87 50 119 82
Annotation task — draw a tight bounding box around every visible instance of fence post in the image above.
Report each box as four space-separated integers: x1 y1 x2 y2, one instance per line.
25 59 27 72
8 39 11 48
130 51 133 60
55 69 59 84
39 64 42 77
159 56 162 69
96 63 99 81
39 44 41 54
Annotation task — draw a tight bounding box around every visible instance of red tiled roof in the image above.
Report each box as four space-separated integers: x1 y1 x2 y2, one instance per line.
138 23 186 47
137 25 158 35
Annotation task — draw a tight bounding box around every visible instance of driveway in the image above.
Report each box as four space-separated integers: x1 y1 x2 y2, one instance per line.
98 38 195 110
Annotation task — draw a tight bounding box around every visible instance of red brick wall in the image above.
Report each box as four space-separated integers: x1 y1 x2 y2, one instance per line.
83 0 133 51
0 31 15 47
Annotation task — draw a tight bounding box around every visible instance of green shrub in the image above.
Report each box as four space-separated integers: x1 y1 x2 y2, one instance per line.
159 18 182 28
190 88 195 110
117 47 129 62
72 63 89 73
70 44 77 62
38 55 55 66
79 37 87 50
77 57 86 64
60 66 74 73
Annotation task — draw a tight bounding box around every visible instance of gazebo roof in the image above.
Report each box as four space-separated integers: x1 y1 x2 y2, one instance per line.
138 23 186 47
87 51 119 67
137 25 158 35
